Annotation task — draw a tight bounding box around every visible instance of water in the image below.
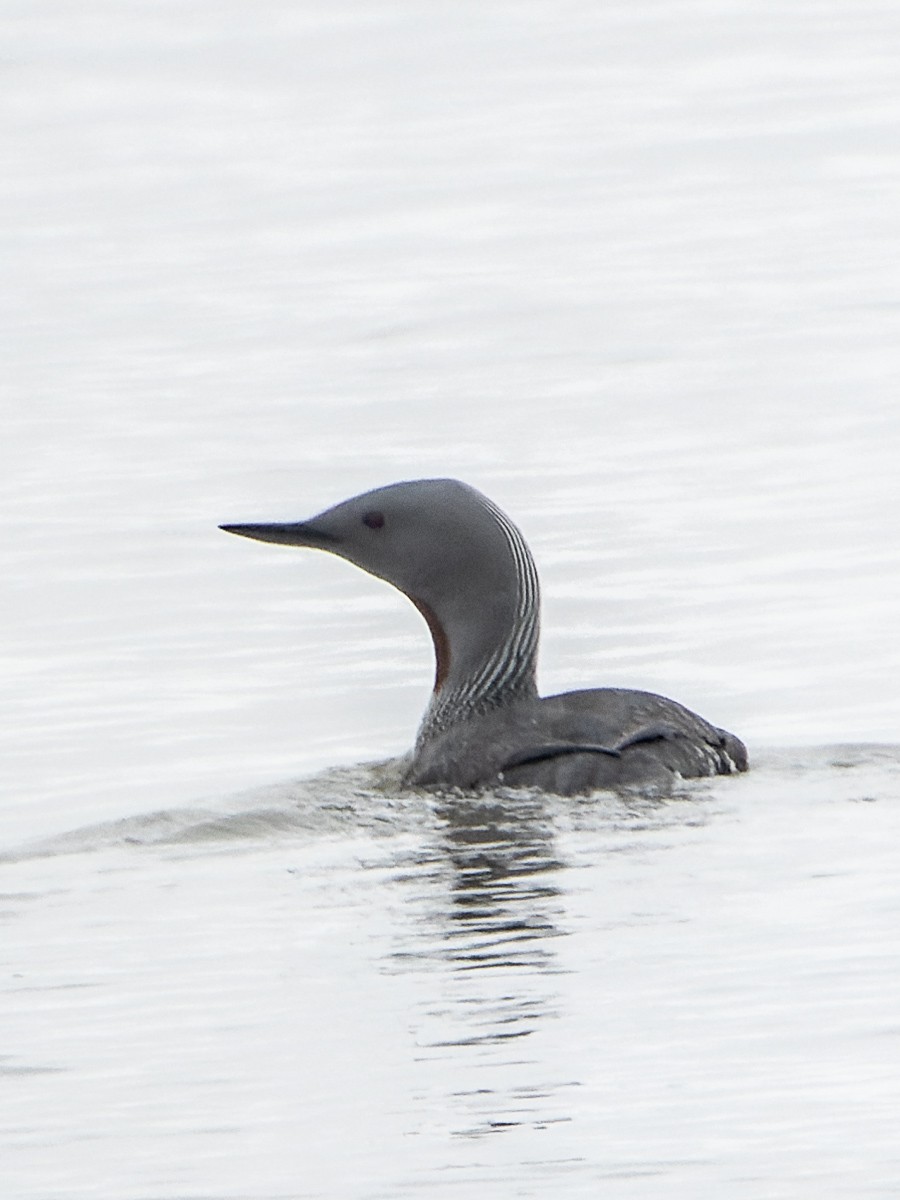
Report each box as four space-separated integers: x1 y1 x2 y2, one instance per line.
4 750 900 1197
2 0 899 1196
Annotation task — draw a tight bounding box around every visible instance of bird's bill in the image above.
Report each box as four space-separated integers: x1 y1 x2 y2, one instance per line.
218 520 339 547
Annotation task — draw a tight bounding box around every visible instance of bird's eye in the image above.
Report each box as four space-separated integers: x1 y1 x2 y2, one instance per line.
362 510 385 530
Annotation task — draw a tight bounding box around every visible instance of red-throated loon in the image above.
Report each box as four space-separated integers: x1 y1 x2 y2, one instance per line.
220 478 747 793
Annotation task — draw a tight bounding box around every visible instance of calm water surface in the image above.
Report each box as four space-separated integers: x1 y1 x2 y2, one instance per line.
3 749 900 1198
2 0 899 1196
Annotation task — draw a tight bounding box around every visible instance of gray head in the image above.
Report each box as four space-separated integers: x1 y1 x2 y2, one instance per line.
221 479 540 734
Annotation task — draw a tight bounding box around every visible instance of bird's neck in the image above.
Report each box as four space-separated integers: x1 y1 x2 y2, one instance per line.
413 511 541 744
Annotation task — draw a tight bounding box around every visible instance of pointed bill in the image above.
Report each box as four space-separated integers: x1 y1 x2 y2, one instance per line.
218 521 339 547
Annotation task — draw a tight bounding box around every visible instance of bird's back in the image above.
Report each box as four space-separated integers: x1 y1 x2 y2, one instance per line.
406 686 747 795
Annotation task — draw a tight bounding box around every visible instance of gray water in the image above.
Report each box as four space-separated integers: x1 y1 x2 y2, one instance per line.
2 1 899 1196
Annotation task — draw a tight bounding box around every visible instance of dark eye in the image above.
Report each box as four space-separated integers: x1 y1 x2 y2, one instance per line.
362 510 385 530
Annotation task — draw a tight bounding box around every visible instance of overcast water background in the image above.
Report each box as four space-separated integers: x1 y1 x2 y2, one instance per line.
2 1 900 1197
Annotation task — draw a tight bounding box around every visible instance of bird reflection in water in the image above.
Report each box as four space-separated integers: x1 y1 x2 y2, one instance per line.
432 791 566 980
390 790 577 1140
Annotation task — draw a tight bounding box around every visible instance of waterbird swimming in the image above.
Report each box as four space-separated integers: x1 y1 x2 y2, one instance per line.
221 478 747 794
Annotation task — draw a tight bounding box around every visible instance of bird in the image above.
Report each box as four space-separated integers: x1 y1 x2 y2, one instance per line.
220 478 747 794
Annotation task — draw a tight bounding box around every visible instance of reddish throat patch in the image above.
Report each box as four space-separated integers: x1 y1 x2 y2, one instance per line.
410 597 450 692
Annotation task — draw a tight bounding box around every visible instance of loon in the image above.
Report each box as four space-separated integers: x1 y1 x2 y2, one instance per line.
221 478 747 794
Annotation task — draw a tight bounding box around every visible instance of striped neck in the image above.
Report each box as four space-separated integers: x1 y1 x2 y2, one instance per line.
415 494 540 745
